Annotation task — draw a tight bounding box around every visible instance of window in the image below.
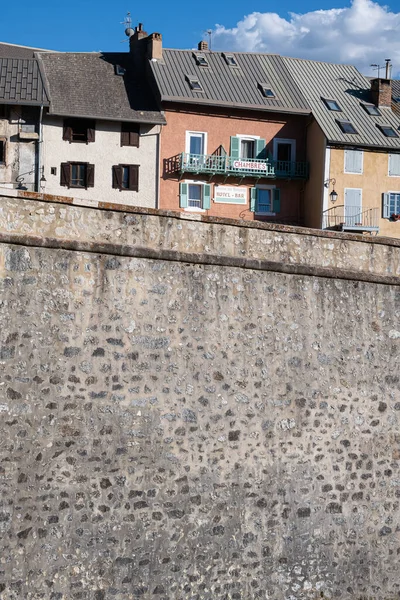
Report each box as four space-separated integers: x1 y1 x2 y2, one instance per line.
63 118 95 143
60 162 94 188
223 53 238 67
389 154 400 177
258 83 275 99
121 122 140 147
186 131 206 156
383 192 400 218
179 182 211 210
0 139 5 164
344 188 362 225
337 120 357 134
250 187 281 214
112 164 139 191
344 149 363 174
323 98 341 111
230 136 266 160
362 103 381 116
115 64 126 76
193 53 208 67
378 124 398 138
186 76 203 91
241 139 256 159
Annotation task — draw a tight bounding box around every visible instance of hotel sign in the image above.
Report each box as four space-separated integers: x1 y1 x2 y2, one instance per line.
232 159 267 171
214 186 247 204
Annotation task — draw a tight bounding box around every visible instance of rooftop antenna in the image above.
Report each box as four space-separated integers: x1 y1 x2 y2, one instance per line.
370 63 384 78
205 29 212 51
385 58 392 79
121 12 134 41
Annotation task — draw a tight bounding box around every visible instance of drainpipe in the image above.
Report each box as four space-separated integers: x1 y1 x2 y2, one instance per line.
36 104 43 192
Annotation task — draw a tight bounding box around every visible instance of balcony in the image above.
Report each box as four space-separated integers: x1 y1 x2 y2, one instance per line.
165 152 309 180
322 205 379 233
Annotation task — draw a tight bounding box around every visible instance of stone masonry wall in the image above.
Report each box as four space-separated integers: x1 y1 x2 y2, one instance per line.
1 192 400 599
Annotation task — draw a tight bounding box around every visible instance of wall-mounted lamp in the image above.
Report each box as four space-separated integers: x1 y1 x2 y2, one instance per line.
324 177 338 203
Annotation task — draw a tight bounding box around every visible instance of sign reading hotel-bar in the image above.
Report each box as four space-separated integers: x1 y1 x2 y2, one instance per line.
214 186 247 204
232 160 267 171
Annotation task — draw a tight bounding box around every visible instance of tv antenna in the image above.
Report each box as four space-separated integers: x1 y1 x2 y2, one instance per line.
121 12 134 41
205 29 212 50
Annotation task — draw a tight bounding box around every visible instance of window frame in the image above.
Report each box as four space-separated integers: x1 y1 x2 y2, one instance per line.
361 103 381 116
60 162 95 189
222 53 238 67
193 53 208 67
323 98 342 112
253 184 279 215
344 149 363 175
388 153 400 177
180 180 211 212
185 76 203 92
388 191 400 216
112 164 139 192
185 131 207 156
273 138 296 163
121 122 140 147
235 134 260 160
378 124 399 138
337 120 358 134
63 118 96 144
258 83 275 99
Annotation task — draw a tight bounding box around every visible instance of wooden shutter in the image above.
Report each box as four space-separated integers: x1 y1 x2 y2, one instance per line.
180 182 188 208
250 188 257 212
389 154 400 176
129 165 139 191
112 165 122 189
87 123 96 144
62 122 72 142
130 125 140 148
86 164 95 187
60 162 70 187
273 188 281 213
256 138 266 159
203 184 211 209
121 128 130 147
230 136 240 159
383 193 390 218
344 150 363 174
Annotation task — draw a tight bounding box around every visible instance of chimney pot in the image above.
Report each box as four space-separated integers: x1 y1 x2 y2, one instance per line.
198 40 208 51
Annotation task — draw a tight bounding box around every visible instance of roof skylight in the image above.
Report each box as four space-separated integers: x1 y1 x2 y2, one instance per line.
323 98 341 111
337 120 358 134
193 53 208 67
115 65 126 76
222 53 238 67
362 103 381 116
378 124 399 138
186 76 203 92
258 83 275 99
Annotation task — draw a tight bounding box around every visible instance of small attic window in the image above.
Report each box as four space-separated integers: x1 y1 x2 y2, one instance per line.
394 97 400 103
186 76 203 91
337 120 358 134
194 53 208 67
258 83 275 98
378 124 399 138
223 53 238 67
362 103 381 116
115 65 126 76
323 98 341 111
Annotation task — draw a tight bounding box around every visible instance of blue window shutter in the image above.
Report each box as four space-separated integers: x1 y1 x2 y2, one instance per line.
230 136 240 159
389 154 400 176
273 188 281 213
383 193 390 218
256 138 266 159
203 184 211 209
180 182 188 208
250 188 257 212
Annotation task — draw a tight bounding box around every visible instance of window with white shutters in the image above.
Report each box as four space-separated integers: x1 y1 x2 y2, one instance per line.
344 150 363 174
388 154 400 177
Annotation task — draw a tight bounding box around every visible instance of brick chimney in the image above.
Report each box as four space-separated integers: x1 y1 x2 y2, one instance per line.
198 40 208 51
371 78 392 108
147 33 162 61
129 23 148 53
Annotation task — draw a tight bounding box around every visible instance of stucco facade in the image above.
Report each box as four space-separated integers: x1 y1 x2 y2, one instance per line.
42 116 160 208
160 105 308 223
327 146 400 237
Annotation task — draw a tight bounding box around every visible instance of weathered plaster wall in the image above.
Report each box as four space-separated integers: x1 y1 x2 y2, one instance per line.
1 193 400 600
0 106 38 191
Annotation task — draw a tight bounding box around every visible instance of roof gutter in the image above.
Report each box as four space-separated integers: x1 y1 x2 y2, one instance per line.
160 95 311 116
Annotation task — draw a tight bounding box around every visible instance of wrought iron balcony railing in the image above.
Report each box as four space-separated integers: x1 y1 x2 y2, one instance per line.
165 153 309 180
322 205 379 233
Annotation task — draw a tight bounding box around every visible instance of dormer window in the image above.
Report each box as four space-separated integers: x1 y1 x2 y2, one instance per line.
337 120 357 134
378 124 399 138
186 76 203 92
258 83 275 99
323 98 341 111
193 53 208 67
223 53 238 67
362 103 381 116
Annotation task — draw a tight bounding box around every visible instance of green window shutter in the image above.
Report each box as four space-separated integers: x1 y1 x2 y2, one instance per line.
203 184 211 209
230 136 240 159
250 187 257 212
273 188 281 213
256 138 266 159
383 193 390 218
180 182 188 208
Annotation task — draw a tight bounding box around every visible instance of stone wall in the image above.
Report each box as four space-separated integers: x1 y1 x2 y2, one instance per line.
1 192 400 599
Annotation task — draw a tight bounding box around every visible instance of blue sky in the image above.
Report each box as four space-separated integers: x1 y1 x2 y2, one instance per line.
2 0 400 74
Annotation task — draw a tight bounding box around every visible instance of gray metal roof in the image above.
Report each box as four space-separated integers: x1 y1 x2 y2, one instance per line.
0 58 49 105
150 49 311 115
284 57 400 150
38 52 165 125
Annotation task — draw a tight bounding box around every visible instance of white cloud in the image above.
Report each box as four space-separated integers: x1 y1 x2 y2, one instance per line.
213 0 400 76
